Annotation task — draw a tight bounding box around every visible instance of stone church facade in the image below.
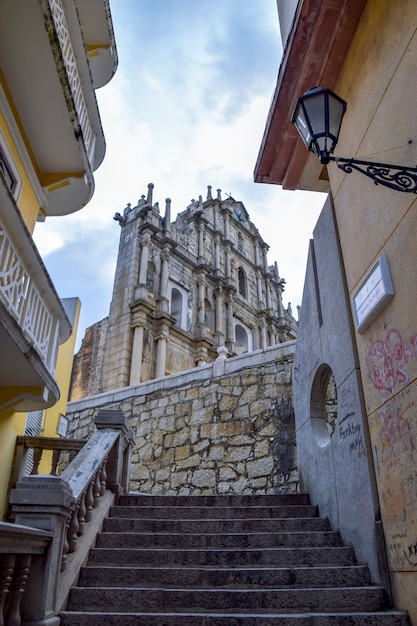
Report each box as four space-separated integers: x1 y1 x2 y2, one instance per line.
70 184 297 400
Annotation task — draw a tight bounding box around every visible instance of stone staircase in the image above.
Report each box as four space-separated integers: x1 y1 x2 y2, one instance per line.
60 493 410 625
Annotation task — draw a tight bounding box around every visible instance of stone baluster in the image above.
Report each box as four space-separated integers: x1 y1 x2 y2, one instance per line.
0 554 14 626
6 554 31 626
93 472 101 508
85 481 94 522
100 460 108 497
32 448 42 474
51 448 61 475
67 504 80 554
77 492 87 537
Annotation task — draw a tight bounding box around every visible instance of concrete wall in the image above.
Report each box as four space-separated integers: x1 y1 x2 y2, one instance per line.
293 197 383 584
66 343 297 495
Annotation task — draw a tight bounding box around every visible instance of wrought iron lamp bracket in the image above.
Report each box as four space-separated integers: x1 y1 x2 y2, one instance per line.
329 156 417 193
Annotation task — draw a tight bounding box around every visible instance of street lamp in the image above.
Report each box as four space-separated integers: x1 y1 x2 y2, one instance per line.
292 86 417 193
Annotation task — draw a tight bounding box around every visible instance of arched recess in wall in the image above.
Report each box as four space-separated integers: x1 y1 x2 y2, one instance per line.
235 323 250 354
310 363 338 447
204 298 213 331
238 267 246 298
170 288 183 327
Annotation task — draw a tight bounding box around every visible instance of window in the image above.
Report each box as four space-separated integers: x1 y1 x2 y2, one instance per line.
23 410 45 475
0 132 22 199
204 298 213 330
170 288 183 327
0 147 17 193
235 324 249 354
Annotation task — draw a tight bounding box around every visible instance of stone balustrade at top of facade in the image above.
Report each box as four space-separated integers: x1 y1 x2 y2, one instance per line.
66 343 297 497
0 409 134 626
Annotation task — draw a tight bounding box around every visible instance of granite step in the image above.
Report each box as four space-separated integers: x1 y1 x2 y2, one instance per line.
59 611 412 625
118 493 311 507
78 564 371 589
102 515 331 534
87 545 357 568
112 504 319 519
95 529 344 549
60 493 410 626
65 585 387 613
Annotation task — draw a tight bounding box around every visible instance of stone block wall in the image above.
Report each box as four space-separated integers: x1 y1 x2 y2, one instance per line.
65 343 297 495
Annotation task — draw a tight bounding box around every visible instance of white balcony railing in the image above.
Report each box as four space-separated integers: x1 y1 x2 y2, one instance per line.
48 0 96 166
0 214 60 375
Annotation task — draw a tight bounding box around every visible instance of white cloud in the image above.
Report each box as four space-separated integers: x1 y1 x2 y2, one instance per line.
33 1 327 346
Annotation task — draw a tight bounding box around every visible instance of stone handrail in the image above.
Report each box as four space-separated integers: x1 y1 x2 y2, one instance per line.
5 436 85 521
4 409 134 626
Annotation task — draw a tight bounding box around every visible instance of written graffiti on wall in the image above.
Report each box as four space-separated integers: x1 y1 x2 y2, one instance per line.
338 383 366 458
367 329 413 403
367 327 417 572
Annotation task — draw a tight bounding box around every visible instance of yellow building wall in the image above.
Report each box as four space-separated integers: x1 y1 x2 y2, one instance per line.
0 411 18 519
0 299 81 519
43 298 81 438
0 107 42 233
330 0 417 621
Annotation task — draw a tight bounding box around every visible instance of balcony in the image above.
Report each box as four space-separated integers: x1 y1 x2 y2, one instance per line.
0 176 72 413
0 0 117 217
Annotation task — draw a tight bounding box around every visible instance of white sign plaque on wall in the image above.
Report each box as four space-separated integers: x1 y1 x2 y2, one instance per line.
353 254 394 333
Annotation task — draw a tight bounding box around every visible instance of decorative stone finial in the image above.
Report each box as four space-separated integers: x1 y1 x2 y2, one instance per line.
207 185 212 200
147 183 154 205
217 189 222 201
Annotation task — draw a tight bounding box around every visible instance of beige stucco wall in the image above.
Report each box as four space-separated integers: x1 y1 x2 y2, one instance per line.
330 0 417 620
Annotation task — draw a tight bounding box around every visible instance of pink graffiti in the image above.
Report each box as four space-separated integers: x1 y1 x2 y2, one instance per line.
367 329 411 401
371 403 415 465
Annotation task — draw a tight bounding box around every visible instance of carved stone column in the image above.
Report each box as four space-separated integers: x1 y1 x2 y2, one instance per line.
256 270 264 308
197 223 205 265
214 234 221 275
137 233 151 300
214 286 224 346
159 248 170 314
129 325 144 385
260 319 267 349
155 333 167 378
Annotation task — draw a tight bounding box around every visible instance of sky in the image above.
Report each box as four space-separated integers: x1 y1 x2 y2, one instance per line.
33 0 326 351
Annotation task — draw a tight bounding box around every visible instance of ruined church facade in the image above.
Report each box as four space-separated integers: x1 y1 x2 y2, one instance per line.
70 184 297 399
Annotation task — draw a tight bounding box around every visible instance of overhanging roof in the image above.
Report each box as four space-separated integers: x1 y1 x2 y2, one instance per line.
254 0 366 191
